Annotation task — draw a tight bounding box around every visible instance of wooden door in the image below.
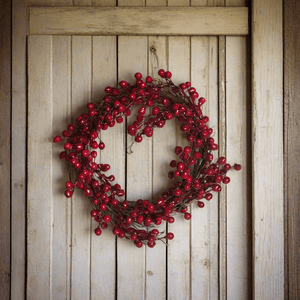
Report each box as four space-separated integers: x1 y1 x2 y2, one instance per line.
27 1 283 299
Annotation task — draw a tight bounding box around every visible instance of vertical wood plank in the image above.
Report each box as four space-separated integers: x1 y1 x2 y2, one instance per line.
117 35 148 300
190 2 220 300
91 35 119 300
146 1 168 297
13 1 56 299
11 1 32 299
0 1 11 299
226 36 250 300
168 34 191 300
190 35 219 300
218 33 227 300
225 2 250 300
27 35 52 300
52 36 72 300
252 0 284 299
71 36 92 300
284 0 300 298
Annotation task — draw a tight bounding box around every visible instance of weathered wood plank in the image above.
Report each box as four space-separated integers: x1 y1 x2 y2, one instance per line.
27 35 52 300
252 0 284 299
284 0 300 298
71 36 92 300
0 1 11 299
218 34 227 300
190 35 219 300
12 1 53 299
167 34 191 300
29 7 249 36
146 8 168 298
91 35 119 300
52 36 72 300
226 36 250 300
11 1 27 297
117 35 148 300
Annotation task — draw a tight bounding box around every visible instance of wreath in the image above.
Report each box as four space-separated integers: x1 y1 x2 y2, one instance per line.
53 69 241 248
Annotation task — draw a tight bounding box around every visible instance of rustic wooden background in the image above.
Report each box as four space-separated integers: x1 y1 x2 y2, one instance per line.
0 0 297 299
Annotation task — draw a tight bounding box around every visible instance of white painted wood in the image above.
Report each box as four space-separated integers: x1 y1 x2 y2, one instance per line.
117 35 148 300
190 35 219 300
29 7 249 36
52 35 72 300
146 31 168 300
91 35 119 300
71 36 92 300
27 35 52 300
218 35 227 300
167 35 191 300
252 0 284 299
226 35 250 300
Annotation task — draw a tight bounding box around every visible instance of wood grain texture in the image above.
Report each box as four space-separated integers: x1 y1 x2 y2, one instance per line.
226 36 250 300
11 1 27 299
190 35 219 300
51 36 72 300
252 0 284 299
91 35 119 300
145 1 168 298
29 6 249 36
167 34 191 300
284 0 300 298
0 1 11 299
12 1 53 299
117 35 148 300
71 36 92 300
27 35 52 300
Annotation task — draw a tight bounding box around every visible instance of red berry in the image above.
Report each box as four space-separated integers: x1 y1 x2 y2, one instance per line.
166 232 174 240
152 107 160 115
223 177 230 184
105 86 112 93
165 71 172 78
90 210 97 217
119 80 128 88
224 163 232 171
64 142 72 150
218 157 226 165
131 234 137 241
146 76 153 83
197 201 205 208
168 217 175 223
199 97 206 106
158 69 165 77
94 228 102 236
64 190 73 198
135 240 143 248
205 193 213 201
90 141 98 149
53 136 62 143
135 72 142 80
65 181 74 190
184 146 191 154
234 164 242 171
113 228 120 235
184 213 191 220
135 135 143 143
180 83 187 90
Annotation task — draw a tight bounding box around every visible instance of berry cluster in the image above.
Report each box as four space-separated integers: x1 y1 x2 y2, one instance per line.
53 70 241 248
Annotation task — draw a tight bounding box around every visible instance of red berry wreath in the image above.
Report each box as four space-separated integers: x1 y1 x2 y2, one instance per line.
53 69 241 248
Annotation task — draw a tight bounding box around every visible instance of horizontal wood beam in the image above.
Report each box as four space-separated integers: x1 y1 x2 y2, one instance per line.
29 6 249 36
